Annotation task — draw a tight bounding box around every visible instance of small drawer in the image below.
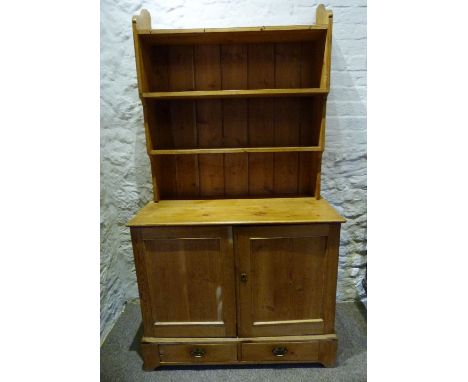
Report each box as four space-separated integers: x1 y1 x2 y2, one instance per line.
159 343 237 363
241 341 319 362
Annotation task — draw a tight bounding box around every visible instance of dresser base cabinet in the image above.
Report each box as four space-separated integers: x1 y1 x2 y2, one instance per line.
128 199 344 370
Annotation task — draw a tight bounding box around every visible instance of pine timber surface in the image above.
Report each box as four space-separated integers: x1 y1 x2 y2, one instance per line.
127 197 345 226
142 88 327 100
137 26 327 45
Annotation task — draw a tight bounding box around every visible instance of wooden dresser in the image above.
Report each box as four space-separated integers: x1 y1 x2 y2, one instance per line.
129 4 344 369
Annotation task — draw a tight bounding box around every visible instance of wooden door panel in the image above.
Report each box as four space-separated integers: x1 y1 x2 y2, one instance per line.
144 238 222 322
135 226 236 337
251 236 326 322
236 224 338 337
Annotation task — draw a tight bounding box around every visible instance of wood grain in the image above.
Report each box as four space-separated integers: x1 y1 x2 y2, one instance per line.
130 228 154 337
138 26 327 45
133 9 151 31
142 333 338 344
168 47 199 197
151 146 321 155
248 43 275 196
250 237 326 322
318 338 338 367
236 225 330 336
131 15 148 94
159 343 237 363
221 44 249 195
316 4 333 90
140 336 337 368
137 226 236 337
147 45 169 91
195 45 224 197
241 341 319 362
322 223 341 333
142 88 327 99
273 99 300 195
223 99 249 195
140 343 160 371
128 197 345 226
168 46 195 91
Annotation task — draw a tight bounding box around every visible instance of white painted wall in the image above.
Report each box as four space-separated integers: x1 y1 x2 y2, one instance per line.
100 0 367 342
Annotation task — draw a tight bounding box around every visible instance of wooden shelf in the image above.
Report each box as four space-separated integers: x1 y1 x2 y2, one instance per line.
127 198 345 227
142 88 328 100
150 146 323 155
137 25 328 45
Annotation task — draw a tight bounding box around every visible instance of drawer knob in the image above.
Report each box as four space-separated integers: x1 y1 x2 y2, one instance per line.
272 346 288 357
190 348 206 358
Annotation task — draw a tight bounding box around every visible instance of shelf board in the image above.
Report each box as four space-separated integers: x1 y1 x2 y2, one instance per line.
142 88 328 100
137 25 328 45
127 197 345 226
150 147 323 155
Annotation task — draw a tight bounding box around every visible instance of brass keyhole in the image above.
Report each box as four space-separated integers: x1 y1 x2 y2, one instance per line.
240 273 248 283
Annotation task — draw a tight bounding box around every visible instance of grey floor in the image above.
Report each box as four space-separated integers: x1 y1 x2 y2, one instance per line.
101 301 367 382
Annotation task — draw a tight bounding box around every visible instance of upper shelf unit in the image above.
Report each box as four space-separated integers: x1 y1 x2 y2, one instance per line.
132 5 333 201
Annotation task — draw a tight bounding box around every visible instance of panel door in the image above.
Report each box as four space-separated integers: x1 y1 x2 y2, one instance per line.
235 224 340 337
131 226 236 337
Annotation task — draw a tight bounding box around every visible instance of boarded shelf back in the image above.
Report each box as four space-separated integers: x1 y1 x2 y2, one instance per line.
154 152 322 199
138 40 326 92
146 97 325 151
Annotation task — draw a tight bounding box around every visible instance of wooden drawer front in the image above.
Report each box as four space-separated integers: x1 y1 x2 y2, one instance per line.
241 341 319 362
159 343 237 364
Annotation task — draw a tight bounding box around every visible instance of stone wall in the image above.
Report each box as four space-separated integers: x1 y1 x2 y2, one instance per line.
100 0 367 342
